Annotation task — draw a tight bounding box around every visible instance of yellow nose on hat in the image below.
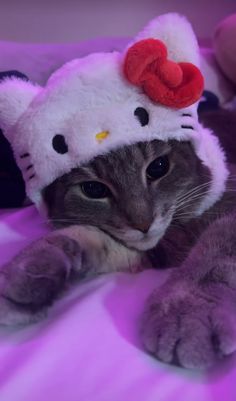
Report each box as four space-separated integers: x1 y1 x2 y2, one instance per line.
96 131 110 143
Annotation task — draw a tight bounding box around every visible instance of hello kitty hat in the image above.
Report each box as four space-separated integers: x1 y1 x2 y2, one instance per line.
0 13 228 215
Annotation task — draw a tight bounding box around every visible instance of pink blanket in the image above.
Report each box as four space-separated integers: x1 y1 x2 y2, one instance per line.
0 206 235 401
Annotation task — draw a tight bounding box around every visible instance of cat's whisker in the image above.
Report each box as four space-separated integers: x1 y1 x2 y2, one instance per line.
176 182 211 204
173 212 206 220
176 183 214 202
174 210 197 216
173 181 236 220
174 196 213 216
175 190 211 211
176 180 212 198
176 187 209 206
173 208 228 221
201 172 236 182
176 190 209 207
176 193 208 211
176 188 206 204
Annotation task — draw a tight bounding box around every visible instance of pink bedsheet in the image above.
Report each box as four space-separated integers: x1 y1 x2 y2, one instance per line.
0 206 235 401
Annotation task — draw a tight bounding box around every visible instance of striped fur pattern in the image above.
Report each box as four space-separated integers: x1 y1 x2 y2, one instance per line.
44 139 210 251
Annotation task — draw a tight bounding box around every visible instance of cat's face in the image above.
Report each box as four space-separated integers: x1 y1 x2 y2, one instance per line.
43 139 210 251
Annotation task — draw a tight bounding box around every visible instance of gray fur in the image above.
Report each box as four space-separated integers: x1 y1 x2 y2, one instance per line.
43 139 210 251
2 121 236 369
141 212 236 369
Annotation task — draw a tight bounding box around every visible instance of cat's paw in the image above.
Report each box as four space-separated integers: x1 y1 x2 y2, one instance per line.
0 235 81 326
140 281 236 369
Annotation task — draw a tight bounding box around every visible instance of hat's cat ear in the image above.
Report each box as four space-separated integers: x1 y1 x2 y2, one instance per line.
130 13 200 67
123 13 203 109
0 78 40 135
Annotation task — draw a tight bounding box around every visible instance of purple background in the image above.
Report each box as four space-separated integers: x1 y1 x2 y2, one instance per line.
0 0 235 43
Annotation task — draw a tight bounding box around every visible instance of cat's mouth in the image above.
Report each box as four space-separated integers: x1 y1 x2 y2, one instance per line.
111 214 173 251
125 233 162 251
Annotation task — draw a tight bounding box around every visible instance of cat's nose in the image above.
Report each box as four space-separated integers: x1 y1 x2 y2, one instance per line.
133 221 152 234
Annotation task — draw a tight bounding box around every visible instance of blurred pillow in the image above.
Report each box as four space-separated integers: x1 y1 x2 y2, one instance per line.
214 14 236 86
0 37 130 85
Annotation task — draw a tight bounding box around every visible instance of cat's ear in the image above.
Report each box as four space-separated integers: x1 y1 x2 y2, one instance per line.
130 13 200 66
0 78 40 134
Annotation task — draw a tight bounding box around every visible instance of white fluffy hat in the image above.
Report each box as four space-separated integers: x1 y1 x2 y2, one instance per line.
0 13 228 215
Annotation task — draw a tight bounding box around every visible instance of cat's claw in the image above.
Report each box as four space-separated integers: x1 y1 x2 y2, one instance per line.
141 281 236 369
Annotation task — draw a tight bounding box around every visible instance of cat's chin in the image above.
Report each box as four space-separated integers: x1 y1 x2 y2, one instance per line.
111 217 172 251
125 234 161 251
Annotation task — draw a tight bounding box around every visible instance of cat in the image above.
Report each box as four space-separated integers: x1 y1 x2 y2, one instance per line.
1 109 236 370
0 9 235 369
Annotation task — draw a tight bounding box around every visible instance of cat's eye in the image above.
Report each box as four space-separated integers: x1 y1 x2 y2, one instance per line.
134 107 149 126
80 181 111 199
146 155 170 181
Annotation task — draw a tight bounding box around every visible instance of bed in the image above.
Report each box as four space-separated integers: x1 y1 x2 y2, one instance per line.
0 37 236 401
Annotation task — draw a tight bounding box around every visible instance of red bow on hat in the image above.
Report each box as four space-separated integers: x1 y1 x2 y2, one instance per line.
124 38 204 109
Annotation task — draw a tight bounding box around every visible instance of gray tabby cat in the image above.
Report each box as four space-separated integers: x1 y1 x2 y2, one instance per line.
1 109 236 370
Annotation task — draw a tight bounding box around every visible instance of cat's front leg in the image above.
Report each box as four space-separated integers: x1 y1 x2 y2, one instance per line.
141 276 236 369
141 214 236 369
0 232 82 326
0 224 142 326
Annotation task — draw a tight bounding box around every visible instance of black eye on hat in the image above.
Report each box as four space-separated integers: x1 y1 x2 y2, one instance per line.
134 107 149 126
52 135 68 154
